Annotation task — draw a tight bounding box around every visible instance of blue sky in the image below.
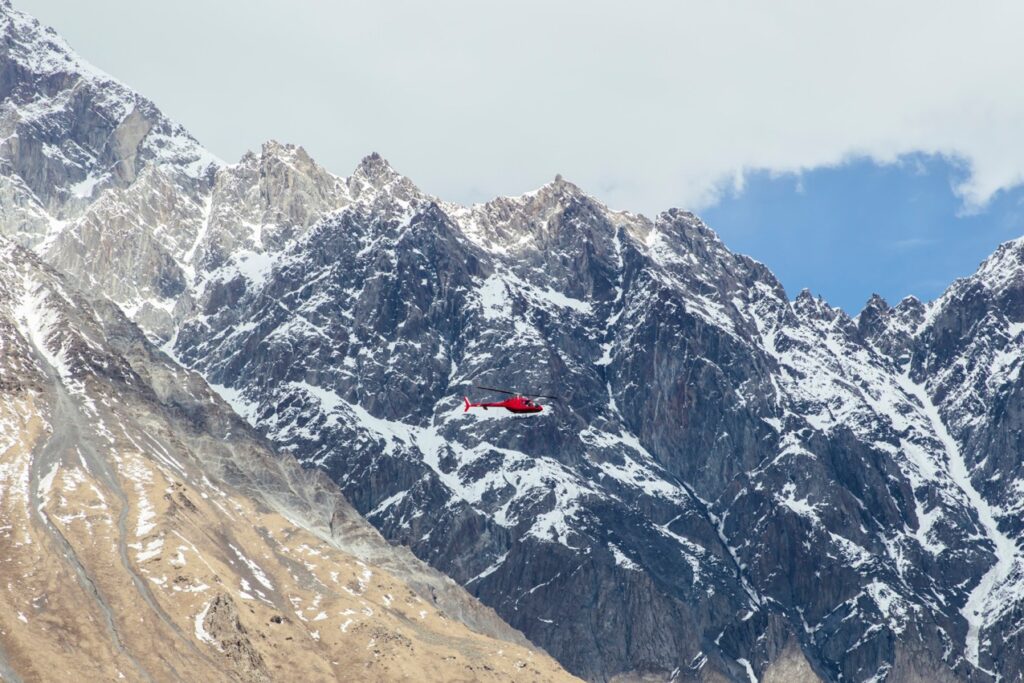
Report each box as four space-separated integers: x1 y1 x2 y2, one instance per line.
701 155 1024 312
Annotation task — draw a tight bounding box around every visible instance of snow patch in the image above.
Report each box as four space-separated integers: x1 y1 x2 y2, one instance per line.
194 602 222 651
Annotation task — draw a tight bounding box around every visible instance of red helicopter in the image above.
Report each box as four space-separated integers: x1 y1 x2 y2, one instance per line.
463 386 559 414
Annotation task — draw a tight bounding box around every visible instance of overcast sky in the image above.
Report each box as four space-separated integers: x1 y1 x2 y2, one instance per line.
17 1 1024 310
19 1 1024 214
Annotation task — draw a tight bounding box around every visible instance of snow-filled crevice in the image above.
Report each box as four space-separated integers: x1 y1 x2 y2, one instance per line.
897 372 1020 672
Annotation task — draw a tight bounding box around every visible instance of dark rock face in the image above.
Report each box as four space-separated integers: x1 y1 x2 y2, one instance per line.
173 160 1024 681
900 239 1024 681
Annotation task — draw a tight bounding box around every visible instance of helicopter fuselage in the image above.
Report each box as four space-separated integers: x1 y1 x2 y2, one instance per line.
464 396 543 413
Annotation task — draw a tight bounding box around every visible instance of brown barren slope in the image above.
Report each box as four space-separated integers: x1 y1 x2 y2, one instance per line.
0 241 578 682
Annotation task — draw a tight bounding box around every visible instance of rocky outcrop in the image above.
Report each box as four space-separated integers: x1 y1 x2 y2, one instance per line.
198 140 349 271
201 593 270 683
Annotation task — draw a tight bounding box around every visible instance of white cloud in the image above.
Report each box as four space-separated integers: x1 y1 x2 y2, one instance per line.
19 0 1024 214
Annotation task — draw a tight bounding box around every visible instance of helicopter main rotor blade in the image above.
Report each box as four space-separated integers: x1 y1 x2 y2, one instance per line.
474 385 561 401
474 385 519 396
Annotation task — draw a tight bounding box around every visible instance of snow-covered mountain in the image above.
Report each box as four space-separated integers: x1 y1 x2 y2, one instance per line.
2 2 1024 681
176 167 1024 682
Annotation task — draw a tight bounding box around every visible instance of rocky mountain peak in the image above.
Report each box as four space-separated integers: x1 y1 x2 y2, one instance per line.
863 292 890 313
354 151 394 179
537 173 585 200
190 142 348 272
856 290 888 325
243 139 345 211
791 287 858 335
252 140 322 174
856 292 892 340
896 293 924 310
974 235 1024 297
0 0 216 222
222 140 339 196
856 294 926 368
447 173 623 260
346 151 422 205
515 173 592 217
891 295 927 332
793 287 821 311
0 0 85 78
913 235 1024 372
642 209 741 273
